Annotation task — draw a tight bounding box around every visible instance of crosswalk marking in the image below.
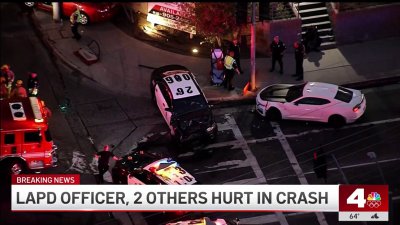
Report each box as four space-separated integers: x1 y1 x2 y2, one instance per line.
271 122 329 225
221 114 289 225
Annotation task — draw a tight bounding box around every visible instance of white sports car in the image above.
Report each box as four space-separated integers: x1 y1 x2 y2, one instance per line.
256 82 366 127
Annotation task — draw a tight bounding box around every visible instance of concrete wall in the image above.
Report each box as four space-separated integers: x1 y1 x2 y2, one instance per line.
332 4 400 45
240 18 301 55
268 18 302 53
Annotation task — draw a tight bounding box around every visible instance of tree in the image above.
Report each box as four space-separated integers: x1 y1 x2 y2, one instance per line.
178 3 239 48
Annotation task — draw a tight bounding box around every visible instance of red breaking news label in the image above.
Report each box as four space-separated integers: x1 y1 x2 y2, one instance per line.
12 174 80 185
339 185 388 212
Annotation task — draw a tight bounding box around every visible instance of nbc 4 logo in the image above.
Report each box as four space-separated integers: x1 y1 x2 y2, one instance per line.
347 189 382 208
367 192 382 208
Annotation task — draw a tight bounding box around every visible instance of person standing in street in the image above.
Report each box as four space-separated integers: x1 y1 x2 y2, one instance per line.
223 51 241 91
96 145 119 184
229 38 243 74
269 36 286 74
10 80 27 98
70 7 82 40
292 41 306 81
27 72 39 97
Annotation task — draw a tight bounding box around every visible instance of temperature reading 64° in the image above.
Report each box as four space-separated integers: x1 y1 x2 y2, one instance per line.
350 213 360 219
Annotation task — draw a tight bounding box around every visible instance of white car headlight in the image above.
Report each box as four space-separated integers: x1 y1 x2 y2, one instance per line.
206 123 216 132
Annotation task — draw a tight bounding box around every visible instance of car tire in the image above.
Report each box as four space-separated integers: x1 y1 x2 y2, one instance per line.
267 108 282 121
8 159 25 175
79 12 90 25
328 115 345 128
24 2 35 7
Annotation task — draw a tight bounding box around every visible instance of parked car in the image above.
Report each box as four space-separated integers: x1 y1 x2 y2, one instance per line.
256 82 366 127
150 65 218 146
24 2 119 25
111 150 198 185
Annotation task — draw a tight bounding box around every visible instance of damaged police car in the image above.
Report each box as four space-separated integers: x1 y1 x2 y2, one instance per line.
150 65 218 146
112 150 198 185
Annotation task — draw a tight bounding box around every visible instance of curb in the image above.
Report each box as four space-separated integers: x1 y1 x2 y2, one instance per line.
342 75 400 89
207 75 400 107
30 11 93 82
31 12 400 108
208 94 256 107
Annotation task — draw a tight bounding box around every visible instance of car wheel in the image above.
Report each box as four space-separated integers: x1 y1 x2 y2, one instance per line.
79 13 89 25
25 2 35 7
8 160 25 175
328 115 345 128
267 108 282 121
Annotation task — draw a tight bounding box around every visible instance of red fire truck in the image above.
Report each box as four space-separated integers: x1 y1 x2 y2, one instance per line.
0 97 58 175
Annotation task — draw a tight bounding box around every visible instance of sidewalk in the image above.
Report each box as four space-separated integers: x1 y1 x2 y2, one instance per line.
31 10 400 106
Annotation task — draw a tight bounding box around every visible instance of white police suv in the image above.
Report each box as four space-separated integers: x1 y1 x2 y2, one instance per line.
112 150 197 185
150 65 217 145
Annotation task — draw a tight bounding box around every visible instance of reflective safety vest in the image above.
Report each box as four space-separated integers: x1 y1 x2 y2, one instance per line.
70 9 82 24
224 55 235 70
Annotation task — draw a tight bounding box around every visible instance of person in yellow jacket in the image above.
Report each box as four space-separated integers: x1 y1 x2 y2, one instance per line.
70 6 82 40
223 51 240 91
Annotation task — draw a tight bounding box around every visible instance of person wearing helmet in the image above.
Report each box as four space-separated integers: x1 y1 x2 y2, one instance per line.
10 80 27 98
1 64 15 96
27 72 39 97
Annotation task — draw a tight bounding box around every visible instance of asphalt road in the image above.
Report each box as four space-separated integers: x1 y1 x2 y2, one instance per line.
139 84 400 225
1 3 399 225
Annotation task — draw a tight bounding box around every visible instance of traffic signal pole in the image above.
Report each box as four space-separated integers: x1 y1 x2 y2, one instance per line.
331 154 349 184
250 2 256 91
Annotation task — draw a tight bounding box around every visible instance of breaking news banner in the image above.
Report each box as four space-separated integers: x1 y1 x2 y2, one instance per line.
11 175 388 222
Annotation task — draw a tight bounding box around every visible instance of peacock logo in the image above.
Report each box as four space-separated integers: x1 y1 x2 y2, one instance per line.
367 192 381 208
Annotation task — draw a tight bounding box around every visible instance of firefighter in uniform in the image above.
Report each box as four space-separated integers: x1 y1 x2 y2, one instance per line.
10 80 28 98
223 51 240 91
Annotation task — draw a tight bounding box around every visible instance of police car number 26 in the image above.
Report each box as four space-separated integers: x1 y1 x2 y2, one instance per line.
163 73 200 99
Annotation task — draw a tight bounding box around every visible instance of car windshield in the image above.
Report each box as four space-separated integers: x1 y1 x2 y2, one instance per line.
334 86 353 103
157 161 176 171
286 83 306 102
120 151 160 169
173 95 208 115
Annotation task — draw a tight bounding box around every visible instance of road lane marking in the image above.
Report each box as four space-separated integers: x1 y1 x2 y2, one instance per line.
194 160 250 175
271 121 329 225
239 212 309 224
223 177 264 184
264 157 400 182
248 117 400 144
223 114 289 225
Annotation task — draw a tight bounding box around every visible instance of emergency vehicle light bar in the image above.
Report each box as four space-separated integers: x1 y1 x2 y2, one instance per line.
29 97 43 123
9 102 26 121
